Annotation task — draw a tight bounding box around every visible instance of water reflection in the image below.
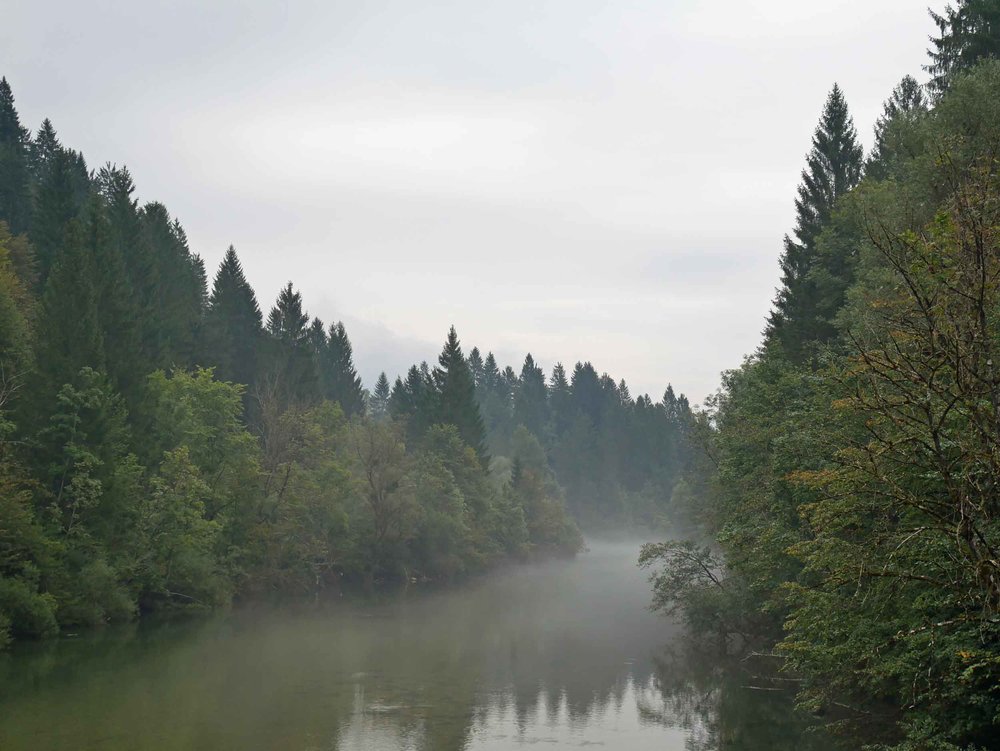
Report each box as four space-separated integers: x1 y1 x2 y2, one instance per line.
0 540 831 750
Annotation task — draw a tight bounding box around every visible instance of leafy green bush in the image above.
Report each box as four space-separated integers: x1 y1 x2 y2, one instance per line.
0 576 58 639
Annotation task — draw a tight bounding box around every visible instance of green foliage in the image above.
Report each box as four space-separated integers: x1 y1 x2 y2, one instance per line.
927 0 1000 96
431 327 489 461
370 371 391 419
318 321 365 417
203 246 263 391
133 447 225 609
0 78 31 235
0 75 588 655
648 59 1000 751
767 84 865 361
0 576 57 639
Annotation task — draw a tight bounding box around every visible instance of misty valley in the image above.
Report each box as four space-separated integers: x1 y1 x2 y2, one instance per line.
4 2 1000 749
0 541 829 751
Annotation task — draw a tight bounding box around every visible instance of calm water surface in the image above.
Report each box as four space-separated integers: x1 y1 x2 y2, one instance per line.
0 540 831 750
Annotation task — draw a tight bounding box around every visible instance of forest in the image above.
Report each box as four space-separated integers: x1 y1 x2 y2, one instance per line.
641 3 1000 749
0 72 695 649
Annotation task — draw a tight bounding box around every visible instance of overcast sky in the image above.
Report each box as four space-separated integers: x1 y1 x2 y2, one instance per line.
3 1 940 403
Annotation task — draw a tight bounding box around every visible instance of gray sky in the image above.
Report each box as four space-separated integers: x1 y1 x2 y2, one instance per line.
3 1 939 403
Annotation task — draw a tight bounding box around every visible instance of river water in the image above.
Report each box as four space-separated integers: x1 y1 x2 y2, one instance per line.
0 539 831 750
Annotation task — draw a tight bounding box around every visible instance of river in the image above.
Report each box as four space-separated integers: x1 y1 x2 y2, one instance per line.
0 539 832 750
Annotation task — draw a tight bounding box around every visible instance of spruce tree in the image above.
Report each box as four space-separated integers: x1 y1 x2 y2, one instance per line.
570 362 603 427
0 78 31 235
204 246 263 389
866 76 928 180
307 317 326 353
29 219 105 426
31 145 81 286
371 372 391 419
548 363 573 436
468 347 484 388
482 352 502 392
80 195 144 405
432 327 488 460
30 119 61 179
513 353 549 438
137 204 204 368
390 363 435 441
263 281 317 406
765 84 863 361
320 321 365 416
266 282 309 343
927 0 1000 96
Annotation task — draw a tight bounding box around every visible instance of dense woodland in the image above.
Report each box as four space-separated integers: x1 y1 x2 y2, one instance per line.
642 3 1000 749
0 73 694 649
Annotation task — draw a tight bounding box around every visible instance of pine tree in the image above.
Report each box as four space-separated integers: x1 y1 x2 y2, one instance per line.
482 352 502 392
432 327 488 460
136 204 204 368
765 84 864 361
0 78 31 235
31 145 81 286
29 219 105 425
570 362 603 427
549 363 573 436
617 379 632 405
390 363 435 441
262 281 317 406
320 321 365 416
371 372 391 419
204 246 263 389
0 222 32 400
266 282 309 343
80 195 144 405
30 119 61 179
307 317 326 353
468 347 485 388
927 0 1000 96
513 353 549 438
866 76 928 180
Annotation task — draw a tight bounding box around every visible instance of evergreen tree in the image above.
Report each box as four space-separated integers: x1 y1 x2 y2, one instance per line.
390 364 434 441
548 363 573 436
570 362 603 427
468 347 484 388
370 372 391 419
204 246 263 389
866 76 928 180
136 204 204 368
29 220 104 423
30 119 61 180
927 0 1000 95
0 78 31 235
765 84 864 361
319 322 365 416
262 281 317 406
513 353 549 438
0 222 32 398
482 352 502 392
432 327 488 460
307 317 326 353
31 145 81 286
266 282 309 344
475 351 514 455
80 195 144 405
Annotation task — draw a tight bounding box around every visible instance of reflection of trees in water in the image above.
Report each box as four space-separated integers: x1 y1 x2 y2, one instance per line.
0 547 835 751
636 643 836 751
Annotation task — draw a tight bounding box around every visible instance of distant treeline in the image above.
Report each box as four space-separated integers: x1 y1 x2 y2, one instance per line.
0 74 692 648
642 4 1000 749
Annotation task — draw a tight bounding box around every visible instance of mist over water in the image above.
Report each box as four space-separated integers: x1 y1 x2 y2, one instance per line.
0 540 826 750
